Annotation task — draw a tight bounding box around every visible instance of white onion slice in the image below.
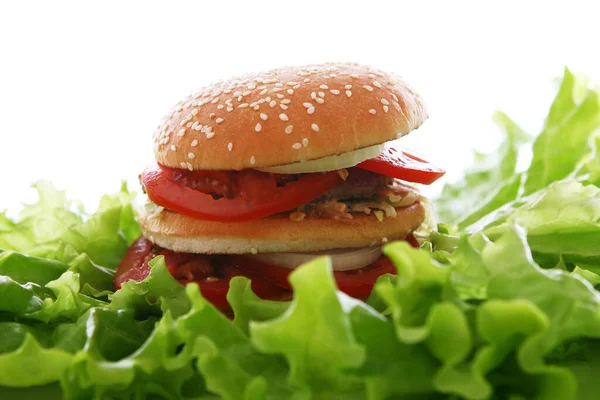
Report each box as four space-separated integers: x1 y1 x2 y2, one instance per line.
256 143 385 174
248 247 382 271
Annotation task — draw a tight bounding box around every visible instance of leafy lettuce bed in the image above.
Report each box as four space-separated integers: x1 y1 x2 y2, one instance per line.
1 68 600 399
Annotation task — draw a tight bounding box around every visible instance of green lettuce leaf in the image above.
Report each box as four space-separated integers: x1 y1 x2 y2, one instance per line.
376 226 600 400
0 250 68 286
0 181 139 270
435 111 529 228
250 256 366 395
472 180 600 267
0 276 44 314
524 68 600 195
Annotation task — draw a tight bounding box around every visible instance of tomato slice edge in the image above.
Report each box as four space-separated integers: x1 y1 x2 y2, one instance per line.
142 162 343 222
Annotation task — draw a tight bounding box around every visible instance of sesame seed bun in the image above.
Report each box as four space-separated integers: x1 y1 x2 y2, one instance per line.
153 62 427 171
139 202 426 254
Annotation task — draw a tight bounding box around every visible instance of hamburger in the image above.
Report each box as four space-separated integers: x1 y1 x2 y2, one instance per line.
114 62 444 311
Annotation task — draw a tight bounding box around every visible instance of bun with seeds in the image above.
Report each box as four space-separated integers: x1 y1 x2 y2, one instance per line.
153 63 428 170
117 62 445 312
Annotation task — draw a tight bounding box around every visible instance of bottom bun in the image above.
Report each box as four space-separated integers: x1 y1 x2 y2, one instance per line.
139 202 426 254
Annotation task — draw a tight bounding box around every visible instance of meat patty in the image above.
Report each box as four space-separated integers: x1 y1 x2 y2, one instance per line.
321 169 394 201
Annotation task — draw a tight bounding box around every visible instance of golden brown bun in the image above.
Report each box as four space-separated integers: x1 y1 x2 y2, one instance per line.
153 62 427 171
139 202 426 254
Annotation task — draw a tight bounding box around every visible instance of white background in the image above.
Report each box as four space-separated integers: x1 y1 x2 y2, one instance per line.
1 1 599 212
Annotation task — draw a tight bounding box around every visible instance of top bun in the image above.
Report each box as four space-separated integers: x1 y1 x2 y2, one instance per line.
153 62 427 171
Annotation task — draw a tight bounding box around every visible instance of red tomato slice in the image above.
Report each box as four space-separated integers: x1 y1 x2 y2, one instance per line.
142 162 342 223
357 145 445 185
114 237 289 310
406 233 421 248
230 254 397 300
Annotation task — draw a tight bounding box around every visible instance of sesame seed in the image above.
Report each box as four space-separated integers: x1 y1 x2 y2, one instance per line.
209 113 216 119
217 104 224 109
351 74 359 79
381 98 390 105
186 162 193 171
369 109 377 114
302 138 309 147
285 125 294 134
195 124 203 131
215 118 224 124
212 97 219 104
345 84 352 89
250 156 256 165
247 84 256 89
279 113 289 121
346 90 352 97
292 143 302 150
392 93 399 102
293 84 301 89
275 82 283 88
243 90 252 96
311 123 319 132
270 100 277 108
260 113 268 120
311 92 317 100
318 92 325 98
206 132 215 139
304 78 310 83
265 96 271 102
363 85 374 92
177 129 186 136
188 152 196 159
250 247 258 255
227 106 233 112
233 91 242 97
272 87 283 92
191 140 198 147
307 107 315 114
281 99 291 104
287 81 298 86
383 105 389 113
191 109 199 116
180 162 187 168
303 102 312 108
280 104 289 110
259 89 268 95
255 123 262 132
253 105 260 110
228 142 233 151
330 89 340 95
239 103 249 108
373 81 382 88
287 89 294 95
171 145 177 151
277 94 284 99
315 97 324 104
368 73 376 78
319 84 329 90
